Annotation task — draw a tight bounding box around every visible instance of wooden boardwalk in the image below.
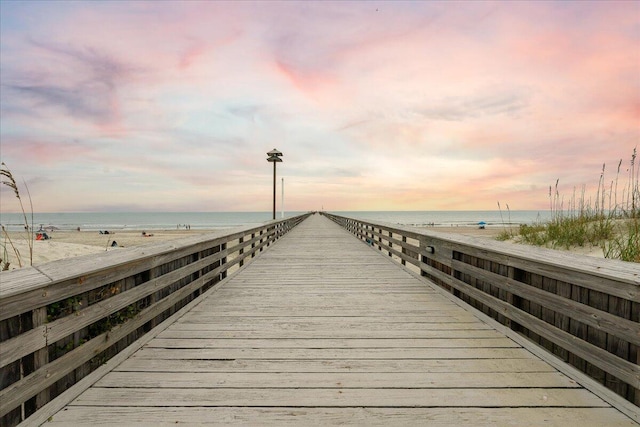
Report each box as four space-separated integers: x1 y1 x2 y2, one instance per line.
45 215 636 426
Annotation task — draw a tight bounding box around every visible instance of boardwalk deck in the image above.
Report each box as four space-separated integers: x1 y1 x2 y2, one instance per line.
44 215 636 426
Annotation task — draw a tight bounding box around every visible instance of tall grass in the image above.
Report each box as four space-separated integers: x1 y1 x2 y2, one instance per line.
0 163 34 269
507 148 639 262
496 201 514 241
603 148 639 261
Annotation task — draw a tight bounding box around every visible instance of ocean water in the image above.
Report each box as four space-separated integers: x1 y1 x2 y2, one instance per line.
0 212 298 232
0 210 551 232
333 210 551 227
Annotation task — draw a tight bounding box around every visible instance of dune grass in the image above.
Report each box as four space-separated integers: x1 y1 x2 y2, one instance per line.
501 148 639 262
1 163 34 269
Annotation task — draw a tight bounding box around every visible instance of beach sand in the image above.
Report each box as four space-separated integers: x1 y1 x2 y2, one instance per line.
417 225 505 238
1 229 197 270
0 225 605 271
416 225 605 258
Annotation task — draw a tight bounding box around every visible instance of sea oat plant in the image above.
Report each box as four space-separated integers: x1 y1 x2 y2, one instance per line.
604 148 639 262
508 149 638 262
0 163 34 269
496 201 514 241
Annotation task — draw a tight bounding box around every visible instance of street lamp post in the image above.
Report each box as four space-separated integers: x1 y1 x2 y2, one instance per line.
267 149 283 220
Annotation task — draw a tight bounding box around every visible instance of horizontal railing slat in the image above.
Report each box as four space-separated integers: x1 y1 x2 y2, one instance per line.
0 224 283 320
451 259 640 347
445 274 640 388
0 247 228 368
332 215 639 290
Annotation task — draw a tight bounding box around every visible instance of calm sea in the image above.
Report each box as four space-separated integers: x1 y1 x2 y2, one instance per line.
0 210 550 232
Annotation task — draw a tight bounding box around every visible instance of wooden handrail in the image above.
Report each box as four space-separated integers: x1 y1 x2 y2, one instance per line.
322 212 640 409
0 213 311 426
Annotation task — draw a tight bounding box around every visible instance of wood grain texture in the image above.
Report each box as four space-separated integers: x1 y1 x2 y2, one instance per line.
46 214 636 426
44 407 639 426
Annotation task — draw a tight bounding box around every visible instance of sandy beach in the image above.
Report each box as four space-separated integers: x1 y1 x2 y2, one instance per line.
417 225 605 258
1 229 198 270
0 224 604 271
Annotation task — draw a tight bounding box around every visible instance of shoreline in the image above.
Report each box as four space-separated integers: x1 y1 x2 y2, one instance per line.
0 224 605 272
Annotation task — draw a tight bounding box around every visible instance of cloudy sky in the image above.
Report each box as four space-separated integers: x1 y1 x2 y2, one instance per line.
1 1 638 213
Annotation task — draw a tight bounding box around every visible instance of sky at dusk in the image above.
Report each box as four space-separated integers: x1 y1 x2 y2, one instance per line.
1 0 638 213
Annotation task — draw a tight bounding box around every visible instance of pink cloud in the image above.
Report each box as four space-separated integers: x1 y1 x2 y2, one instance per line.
178 43 208 70
272 59 340 101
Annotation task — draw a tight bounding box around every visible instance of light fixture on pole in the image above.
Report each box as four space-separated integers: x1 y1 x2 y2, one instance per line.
266 148 283 220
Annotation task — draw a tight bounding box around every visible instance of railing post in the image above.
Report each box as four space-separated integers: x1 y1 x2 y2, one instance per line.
503 266 515 330
251 233 256 258
0 314 22 425
401 236 407 266
32 308 49 412
148 265 160 328
220 243 227 280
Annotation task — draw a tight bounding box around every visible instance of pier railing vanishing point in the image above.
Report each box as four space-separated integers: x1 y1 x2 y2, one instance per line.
2 210 639 425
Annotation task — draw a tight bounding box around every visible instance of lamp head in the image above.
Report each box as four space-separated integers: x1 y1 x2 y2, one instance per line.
267 148 283 157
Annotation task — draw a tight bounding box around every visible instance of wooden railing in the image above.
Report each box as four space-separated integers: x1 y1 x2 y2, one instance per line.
0 213 311 426
322 212 640 412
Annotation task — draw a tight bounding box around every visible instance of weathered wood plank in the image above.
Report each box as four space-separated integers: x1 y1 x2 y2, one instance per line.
180 314 477 323
96 371 579 389
174 310 470 320
155 328 506 339
163 322 496 332
145 337 521 349
70 387 610 408
113 357 559 373
129 347 533 360
45 407 638 427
